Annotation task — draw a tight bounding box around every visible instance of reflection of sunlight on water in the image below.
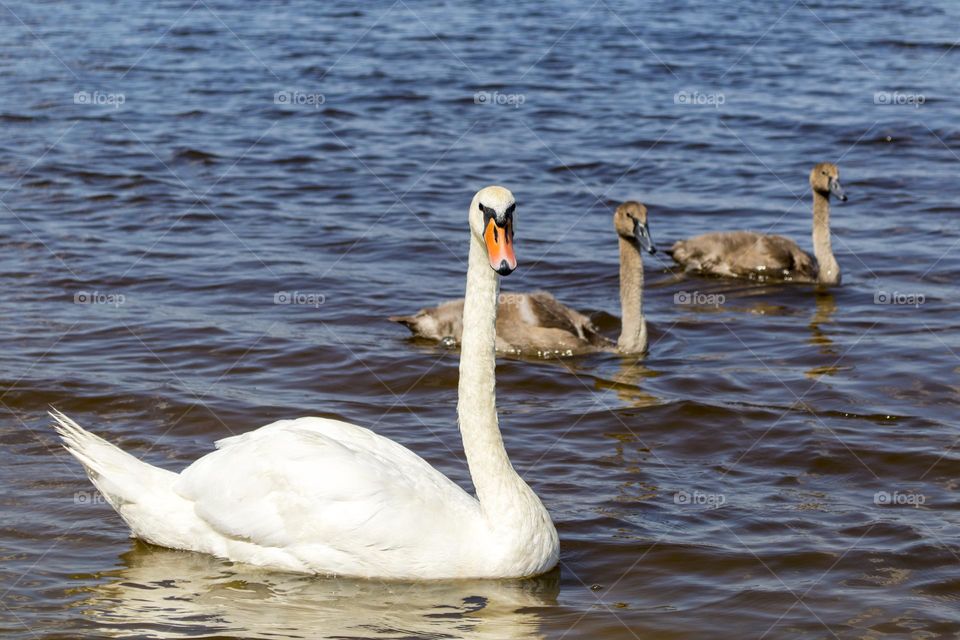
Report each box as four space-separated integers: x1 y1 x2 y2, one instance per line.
78 542 559 639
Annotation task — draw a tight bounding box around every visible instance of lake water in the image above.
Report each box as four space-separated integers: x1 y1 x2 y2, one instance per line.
2 0 959 638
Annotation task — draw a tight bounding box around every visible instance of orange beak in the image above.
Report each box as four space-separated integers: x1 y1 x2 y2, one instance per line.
484 218 517 275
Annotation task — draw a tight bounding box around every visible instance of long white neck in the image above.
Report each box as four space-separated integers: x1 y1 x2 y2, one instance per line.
616 236 647 354
456 230 553 543
812 191 840 285
458 231 526 510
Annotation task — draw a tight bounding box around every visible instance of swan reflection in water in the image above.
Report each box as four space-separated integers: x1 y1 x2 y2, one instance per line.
77 542 559 639
600 358 661 409
806 291 843 379
808 290 838 352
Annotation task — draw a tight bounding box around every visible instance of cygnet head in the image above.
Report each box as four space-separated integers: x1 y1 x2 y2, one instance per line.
470 186 517 275
809 162 847 202
614 201 656 254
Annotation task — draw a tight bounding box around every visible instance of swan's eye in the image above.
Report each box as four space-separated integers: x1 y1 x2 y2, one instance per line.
505 203 516 216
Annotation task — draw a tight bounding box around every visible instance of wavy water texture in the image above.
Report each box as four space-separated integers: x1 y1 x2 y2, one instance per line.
1 0 959 638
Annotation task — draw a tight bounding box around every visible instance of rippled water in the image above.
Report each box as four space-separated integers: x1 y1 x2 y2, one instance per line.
2 0 960 638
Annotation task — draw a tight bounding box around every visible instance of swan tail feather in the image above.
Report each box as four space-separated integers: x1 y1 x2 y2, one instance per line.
50 409 177 513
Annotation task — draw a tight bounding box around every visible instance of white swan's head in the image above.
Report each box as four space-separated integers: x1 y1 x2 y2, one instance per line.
614 201 656 254
470 186 517 276
810 162 847 202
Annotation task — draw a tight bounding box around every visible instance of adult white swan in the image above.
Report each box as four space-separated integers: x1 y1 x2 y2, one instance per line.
52 186 559 580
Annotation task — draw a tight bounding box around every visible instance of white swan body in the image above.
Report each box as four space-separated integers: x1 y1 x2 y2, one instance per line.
52 186 559 580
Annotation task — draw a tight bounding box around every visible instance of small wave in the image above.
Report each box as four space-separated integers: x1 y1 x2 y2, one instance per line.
172 148 220 165
170 26 220 37
320 107 357 118
371 93 430 102
273 154 316 166
548 161 606 173
869 39 955 51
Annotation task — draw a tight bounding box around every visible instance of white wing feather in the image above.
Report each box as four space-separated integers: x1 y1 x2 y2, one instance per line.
175 417 486 577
